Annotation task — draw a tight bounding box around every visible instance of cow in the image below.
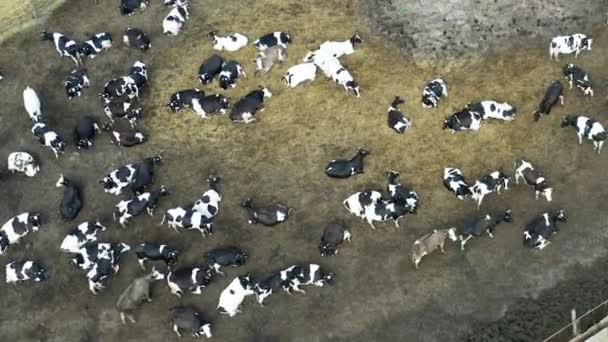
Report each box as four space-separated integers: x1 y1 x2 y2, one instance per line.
449 210 512 250
230 87 272 123
86 249 117 294
421 79 448 108
123 28 151 51
219 61 246 89
103 123 147 147
192 176 222 219
5 260 48 284
163 3 189 36
533 81 564 122
56 174 82 221
128 61 148 91
315 33 363 59
469 171 510 209
385 171 419 214
166 266 214 297
119 0 149 16
7 152 39 177
168 89 205 113
65 69 90 100
411 229 455 269
73 115 100 150
23 86 42 122
60 220 106 253
361 199 409 229
208 29 248 52
443 167 472 200
523 209 567 250
514 160 553 201
254 32 292 51
563 64 593 96
31 123 65 159
465 100 516 121
330 65 360 97
0 212 42 255
70 242 130 271
79 32 112 60
131 155 163 195
161 207 214 237
103 96 142 128
114 187 169 228
198 54 224 84
133 242 179 270
100 76 139 100
325 148 369 178
241 199 291 226
284 264 333 294
319 221 351 256
116 268 165 324
549 34 592 61
343 190 383 219
217 274 255 316
283 63 317 88
387 96 411 134
206 246 247 275
168 306 213 338
254 45 286 73
100 164 137 196
40 31 81 65
560 115 606 154
443 109 482 133
191 94 230 118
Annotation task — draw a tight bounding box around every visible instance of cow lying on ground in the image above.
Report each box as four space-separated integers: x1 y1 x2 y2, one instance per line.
523 209 567 250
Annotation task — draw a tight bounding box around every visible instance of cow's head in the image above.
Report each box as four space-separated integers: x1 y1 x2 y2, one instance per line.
560 115 576 128
33 266 48 282
319 243 337 257
150 267 166 281
346 81 360 97
218 95 230 110
259 86 273 99
442 116 456 130
70 254 84 268
503 209 513 223
386 171 400 184
350 33 363 47
542 188 553 202
555 209 567 223
281 32 292 44
93 220 107 231
421 93 437 108
582 37 593 50
456 184 472 199
28 212 42 231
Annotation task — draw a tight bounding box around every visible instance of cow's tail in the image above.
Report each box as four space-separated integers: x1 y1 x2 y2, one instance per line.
160 213 166 225
342 200 350 211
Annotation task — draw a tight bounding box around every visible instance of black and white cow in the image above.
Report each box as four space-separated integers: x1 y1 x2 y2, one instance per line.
319 221 351 256
100 76 138 100
230 87 272 124
100 163 137 196
163 3 189 36
40 31 81 65
103 96 142 128
218 274 255 316
7 152 40 177
443 167 472 200
5 260 48 284
166 266 214 297
523 209 567 250
132 155 163 195
443 109 482 133
343 190 383 219
469 171 510 209
325 148 369 178
387 96 411 134
79 32 112 60
103 123 147 147
241 199 291 226
549 34 592 61
70 242 130 271
0 212 41 255
60 220 106 253
31 122 65 159
23 86 42 123
562 64 593 96
169 306 213 339
386 171 419 214
560 115 606 154
65 69 90 100
73 115 100 150
86 248 117 294
514 160 553 201
114 186 169 227
198 54 224 84
192 176 222 219
56 174 82 221
161 207 214 237
123 28 151 51
208 29 248 52
120 0 149 16
254 266 301 304
206 246 247 275
219 61 246 89
254 32 292 51
361 199 409 229
315 33 363 59
283 63 317 88
193 94 230 118
421 79 448 108
465 101 517 121
128 61 148 91
284 264 334 294
449 210 512 250
167 89 205 113
330 64 360 97
533 81 564 122
133 242 179 270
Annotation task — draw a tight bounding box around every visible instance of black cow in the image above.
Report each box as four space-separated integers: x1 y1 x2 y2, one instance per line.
319 221 351 256
73 115 100 150
103 122 147 147
65 69 90 99
421 79 448 108
198 54 224 84
195 94 230 118
168 306 212 339
132 155 163 195
523 209 567 250
387 96 411 134
123 28 151 51
56 174 82 221
114 187 170 227
450 210 512 250
386 171 419 213
120 0 149 16
133 242 179 269
533 81 563 122
219 61 246 89
103 96 142 128
206 246 248 275
325 148 369 178
230 87 273 124
241 199 291 226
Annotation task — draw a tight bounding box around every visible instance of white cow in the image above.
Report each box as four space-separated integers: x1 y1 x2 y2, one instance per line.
23 87 42 123
218 275 255 317
549 34 592 61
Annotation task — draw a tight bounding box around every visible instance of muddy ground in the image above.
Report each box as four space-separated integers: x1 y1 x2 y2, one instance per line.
0 0 607 341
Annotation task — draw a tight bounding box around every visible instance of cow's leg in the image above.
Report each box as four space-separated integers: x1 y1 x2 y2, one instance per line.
487 229 494 238
535 191 540 200
460 236 472 250
172 324 181 338
559 95 564 105
344 230 352 242
598 141 604 154
568 79 573 89
138 258 146 270
366 218 376 230
515 172 520 185
575 49 580 58
578 133 583 145
439 241 446 254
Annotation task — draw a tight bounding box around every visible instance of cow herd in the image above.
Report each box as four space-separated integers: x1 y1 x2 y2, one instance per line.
0 0 606 339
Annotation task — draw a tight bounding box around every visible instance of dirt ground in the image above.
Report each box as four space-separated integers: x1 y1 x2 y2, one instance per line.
0 1 607 341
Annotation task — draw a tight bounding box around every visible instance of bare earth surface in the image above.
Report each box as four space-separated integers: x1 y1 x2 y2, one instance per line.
0 1 607 341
